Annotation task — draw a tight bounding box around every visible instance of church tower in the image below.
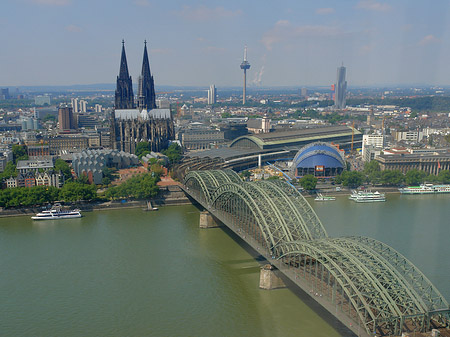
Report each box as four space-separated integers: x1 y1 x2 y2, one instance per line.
115 40 134 109
137 41 156 110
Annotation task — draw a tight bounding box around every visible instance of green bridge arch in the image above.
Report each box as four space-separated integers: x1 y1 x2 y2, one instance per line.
183 169 450 336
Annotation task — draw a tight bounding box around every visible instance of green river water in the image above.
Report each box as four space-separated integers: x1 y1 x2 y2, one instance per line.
0 193 449 337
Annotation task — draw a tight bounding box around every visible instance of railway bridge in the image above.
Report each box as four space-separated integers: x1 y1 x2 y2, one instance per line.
182 169 450 337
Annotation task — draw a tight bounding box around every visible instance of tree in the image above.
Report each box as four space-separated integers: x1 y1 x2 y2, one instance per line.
55 158 72 181
0 161 17 179
76 174 90 184
299 174 318 190
364 160 380 175
380 170 404 186
135 142 151 158
150 163 164 178
339 171 365 188
59 182 97 202
162 143 182 166
105 173 159 200
405 169 427 186
438 170 450 184
101 177 111 186
12 144 28 164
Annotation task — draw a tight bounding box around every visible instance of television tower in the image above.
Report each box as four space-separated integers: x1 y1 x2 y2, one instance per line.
240 45 250 105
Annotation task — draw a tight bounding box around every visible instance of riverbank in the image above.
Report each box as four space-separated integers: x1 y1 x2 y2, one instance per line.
0 184 403 217
0 185 192 218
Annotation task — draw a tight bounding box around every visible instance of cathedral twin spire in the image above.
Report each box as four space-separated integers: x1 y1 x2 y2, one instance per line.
115 40 156 110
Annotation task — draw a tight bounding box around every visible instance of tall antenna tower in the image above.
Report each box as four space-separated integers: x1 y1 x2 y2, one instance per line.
240 45 251 105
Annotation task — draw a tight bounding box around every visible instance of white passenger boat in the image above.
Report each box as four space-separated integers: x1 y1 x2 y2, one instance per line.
399 184 450 194
349 190 385 203
398 184 435 194
32 205 82 220
314 193 336 201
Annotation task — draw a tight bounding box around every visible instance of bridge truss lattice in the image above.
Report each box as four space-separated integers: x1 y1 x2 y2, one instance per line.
183 170 450 337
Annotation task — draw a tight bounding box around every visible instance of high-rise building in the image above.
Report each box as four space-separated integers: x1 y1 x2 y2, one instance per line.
71 98 79 113
137 40 156 110
58 105 75 131
95 104 103 113
334 64 347 109
115 40 134 109
240 46 250 105
80 100 87 113
300 87 308 98
207 84 216 105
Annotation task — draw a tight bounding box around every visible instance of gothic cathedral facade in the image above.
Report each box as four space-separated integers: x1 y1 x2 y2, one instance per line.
110 41 174 154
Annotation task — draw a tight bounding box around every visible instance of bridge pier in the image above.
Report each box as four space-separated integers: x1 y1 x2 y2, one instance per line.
199 211 222 229
259 264 286 290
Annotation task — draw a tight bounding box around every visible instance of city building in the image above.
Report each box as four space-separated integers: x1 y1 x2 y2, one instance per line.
16 159 54 174
0 88 10 100
48 135 89 155
300 87 308 98
72 149 139 184
247 116 271 134
80 100 88 113
334 64 347 109
362 134 385 162
77 114 98 129
95 104 103 113
207 85 216 105
0 149 13 172
376 151 450 175
291 142 345 177
27 145 50 158
110 41 174 154
5 170 62 188
393 130 424 143
181 129 225 150
71 98 79 113
156 98 170 109
58 105 75 131
35 95 51 106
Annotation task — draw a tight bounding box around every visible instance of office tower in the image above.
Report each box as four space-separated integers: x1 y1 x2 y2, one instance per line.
240 45 250 105
58 105 74 131
207 84 216 105
71 98 79 113
80 100 87 113
334 64 347 109
115 40 134 109
301 87 307 98
137 40 157 110
95 104 102 113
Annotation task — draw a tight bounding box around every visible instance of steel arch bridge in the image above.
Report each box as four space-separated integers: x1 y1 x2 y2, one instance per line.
182 170 450 337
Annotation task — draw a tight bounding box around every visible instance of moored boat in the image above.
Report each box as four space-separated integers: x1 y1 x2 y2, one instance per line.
314 193 336 201
32 205 82 220
349 190 385 203
399 184 450 194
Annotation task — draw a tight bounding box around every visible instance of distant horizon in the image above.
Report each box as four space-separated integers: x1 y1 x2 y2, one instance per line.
3 83 450 93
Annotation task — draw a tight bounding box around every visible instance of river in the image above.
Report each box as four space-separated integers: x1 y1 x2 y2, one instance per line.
0 194 449 336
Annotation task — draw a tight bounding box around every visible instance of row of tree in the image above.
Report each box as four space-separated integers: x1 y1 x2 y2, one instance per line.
104 173 160 200
0 182 97 208
336 161 450 188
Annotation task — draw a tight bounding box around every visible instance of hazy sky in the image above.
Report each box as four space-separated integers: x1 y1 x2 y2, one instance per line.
2 0 450 87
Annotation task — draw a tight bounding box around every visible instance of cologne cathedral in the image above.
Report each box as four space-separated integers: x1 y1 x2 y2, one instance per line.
110 41 174 154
